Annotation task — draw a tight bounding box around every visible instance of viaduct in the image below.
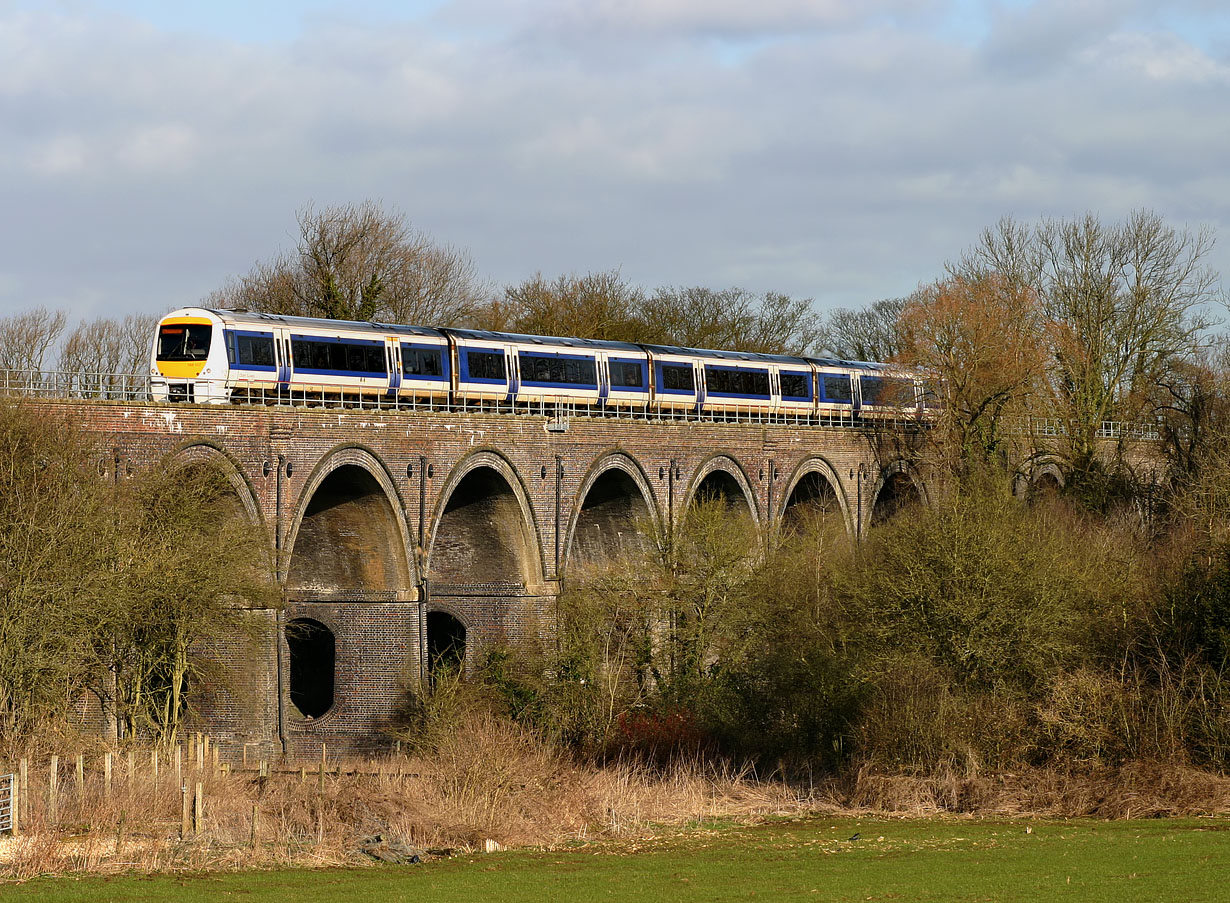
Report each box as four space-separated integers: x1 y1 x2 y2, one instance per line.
29 398 1055 757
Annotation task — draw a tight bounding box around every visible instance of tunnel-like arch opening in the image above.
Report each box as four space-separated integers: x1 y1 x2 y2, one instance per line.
429 465 538 587
871 470 923 526
426 610 467 681
570 467 653 568
690 468 753 517
1031 471 1062 500
782 470 843 534
287 463 410 594
287 618 335 719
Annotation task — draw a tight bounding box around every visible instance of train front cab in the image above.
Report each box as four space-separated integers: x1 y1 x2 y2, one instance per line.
151 309 230 403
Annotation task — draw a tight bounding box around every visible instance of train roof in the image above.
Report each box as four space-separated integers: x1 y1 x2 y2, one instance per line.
201 309 445 339
442 328 646 354
161 309 908 372
638 343 811 366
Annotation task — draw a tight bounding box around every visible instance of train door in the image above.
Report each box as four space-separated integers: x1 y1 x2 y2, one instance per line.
596 351 610 408
386 338 402 398
505 346 520 404
274 327 292 393
695 360 707 414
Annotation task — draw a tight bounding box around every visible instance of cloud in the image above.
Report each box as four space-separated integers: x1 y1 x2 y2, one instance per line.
0 1 1227 324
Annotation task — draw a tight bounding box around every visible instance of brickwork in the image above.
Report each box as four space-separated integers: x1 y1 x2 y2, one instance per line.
29 399 933 757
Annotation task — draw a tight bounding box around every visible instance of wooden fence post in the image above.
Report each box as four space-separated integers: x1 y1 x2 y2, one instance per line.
48 755 58 825
180 782 189 839
193 782 203 835
75 754 84 799
104 752 113 799
18 758 27 826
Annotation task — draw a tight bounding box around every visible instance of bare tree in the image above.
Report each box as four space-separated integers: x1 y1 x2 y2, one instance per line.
486 270 644 339
899 274 1047 468
0 308 67 372
59 313 157 374
212 201 486 324
962 211 1218 474
821 296 908 361
637 287 823 355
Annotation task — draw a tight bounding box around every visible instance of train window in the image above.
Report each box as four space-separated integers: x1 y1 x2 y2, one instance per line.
346 343 385 373
518 353 597 386
401 346 443 377
467 350 506 381
780 371 810 400
861 376 914 406
660 364 694 392
705 366 770 397
610 361 644 388
821 375 853 404
235 334 275 368
292 338 387 373
157 324 211 361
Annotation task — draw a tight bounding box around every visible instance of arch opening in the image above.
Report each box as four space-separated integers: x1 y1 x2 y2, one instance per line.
871 471 922 526
691 469 752 517
430 466 537 587
571 468 652 567
426 611 466 683
287 464 409 594
1031 471 1062 501
782 470 842 533
287 618 335 718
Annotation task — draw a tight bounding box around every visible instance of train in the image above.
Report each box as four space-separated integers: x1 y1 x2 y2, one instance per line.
150 308 934 419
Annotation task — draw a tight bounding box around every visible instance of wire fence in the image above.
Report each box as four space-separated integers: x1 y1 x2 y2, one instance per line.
0 368 1161 438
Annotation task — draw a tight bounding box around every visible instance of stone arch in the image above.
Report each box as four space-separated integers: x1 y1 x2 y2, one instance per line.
161 441 263 525
566 452 659 570
870 461 926 526
284 446 414 595
685 455 759 522
427 450 543 588
779 457 851 535
1015 456 1066 501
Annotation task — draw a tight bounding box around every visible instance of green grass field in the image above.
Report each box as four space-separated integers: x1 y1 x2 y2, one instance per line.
6 817 1230 902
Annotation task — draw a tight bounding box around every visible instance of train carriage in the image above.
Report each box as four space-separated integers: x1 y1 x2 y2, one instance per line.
808 359 860 420
854 362 923 418
643 345 704 413
151 309 933 425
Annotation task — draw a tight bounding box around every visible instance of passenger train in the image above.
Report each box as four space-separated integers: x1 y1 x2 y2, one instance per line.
150 308 933 419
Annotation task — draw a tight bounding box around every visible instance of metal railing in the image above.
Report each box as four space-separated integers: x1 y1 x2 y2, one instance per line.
1024 417 1161 442
0 368 1161 438
0 368 151 402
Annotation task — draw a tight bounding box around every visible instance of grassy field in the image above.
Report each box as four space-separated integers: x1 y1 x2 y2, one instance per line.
5 816 1230 902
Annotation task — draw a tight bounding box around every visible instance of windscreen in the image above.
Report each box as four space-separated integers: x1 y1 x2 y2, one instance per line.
157 324 212 361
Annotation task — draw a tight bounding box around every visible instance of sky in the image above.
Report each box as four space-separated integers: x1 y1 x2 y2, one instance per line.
2 0 1228 323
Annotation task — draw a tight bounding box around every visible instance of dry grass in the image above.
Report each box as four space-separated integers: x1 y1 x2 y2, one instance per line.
0 714 799 879
4 714 1230 880
833 761 1230 819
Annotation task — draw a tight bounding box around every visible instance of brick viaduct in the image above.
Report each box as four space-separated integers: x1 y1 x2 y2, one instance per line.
34 399 990 757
